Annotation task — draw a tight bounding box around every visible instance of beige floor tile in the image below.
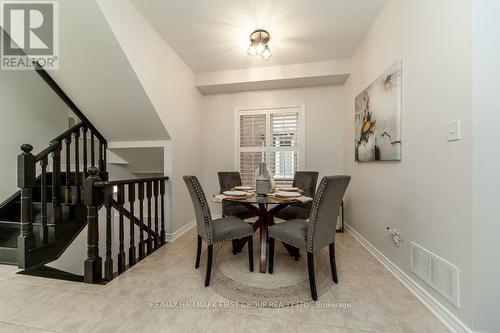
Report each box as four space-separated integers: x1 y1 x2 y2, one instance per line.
295 322 368 333
0 228 449 333
0 321 56 333
243 316 298 333
193 310 248 333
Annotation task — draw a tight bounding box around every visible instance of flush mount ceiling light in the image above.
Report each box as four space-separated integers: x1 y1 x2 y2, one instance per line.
247 29 272 60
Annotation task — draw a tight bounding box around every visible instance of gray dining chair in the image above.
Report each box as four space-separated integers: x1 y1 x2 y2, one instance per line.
268 175 350 300
218 172 258 219
184 175 254 287
218 171 258 254
275 171 319 220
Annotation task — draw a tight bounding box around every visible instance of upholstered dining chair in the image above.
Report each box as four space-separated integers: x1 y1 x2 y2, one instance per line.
218 172 258 255
268 175 350 300
184 175 254 287
217 171 258 220
275 171 319 221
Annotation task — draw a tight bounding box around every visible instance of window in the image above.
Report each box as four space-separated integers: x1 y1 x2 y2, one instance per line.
236 106 305 187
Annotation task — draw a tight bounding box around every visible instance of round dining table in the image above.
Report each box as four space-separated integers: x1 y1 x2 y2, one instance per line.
223 195 302 273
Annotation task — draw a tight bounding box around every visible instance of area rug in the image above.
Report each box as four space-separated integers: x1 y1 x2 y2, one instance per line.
200 238 332 308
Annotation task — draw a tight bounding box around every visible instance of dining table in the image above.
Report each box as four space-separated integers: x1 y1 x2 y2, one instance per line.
219 193 309 273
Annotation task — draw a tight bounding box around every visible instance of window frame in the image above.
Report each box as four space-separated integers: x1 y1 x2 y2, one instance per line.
234 104 306 185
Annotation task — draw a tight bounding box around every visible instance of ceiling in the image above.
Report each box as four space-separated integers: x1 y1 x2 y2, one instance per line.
131 0 387 73
48 0 169 142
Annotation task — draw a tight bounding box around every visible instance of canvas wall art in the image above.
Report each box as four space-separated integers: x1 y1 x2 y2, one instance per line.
355 60 402 162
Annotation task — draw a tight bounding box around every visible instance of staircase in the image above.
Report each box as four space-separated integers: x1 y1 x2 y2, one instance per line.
0 171 86 266
0 63 168 283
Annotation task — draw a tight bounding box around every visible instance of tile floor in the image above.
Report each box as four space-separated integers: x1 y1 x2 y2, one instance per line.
0 228 450 333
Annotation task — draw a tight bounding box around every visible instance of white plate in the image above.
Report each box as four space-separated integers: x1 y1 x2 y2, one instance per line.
274 191 301 198
223 190 248 197
276 187 299 192
234 186 254 190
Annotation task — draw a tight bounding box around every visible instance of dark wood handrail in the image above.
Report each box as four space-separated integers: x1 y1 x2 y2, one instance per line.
34 123 85 162
52 122 85 143
34 62 107 144
34 141 60 162
94 176 169 188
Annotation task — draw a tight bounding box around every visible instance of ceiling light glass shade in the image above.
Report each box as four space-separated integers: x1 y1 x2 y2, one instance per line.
247 45 257 57
261 46 272 60
255 42 265 55
248 29 272 60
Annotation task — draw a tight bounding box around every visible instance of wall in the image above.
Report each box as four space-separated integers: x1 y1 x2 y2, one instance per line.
203 85 344 214
472 1 500 332
342 0 473 328
96 0 204 234
0 69 69 202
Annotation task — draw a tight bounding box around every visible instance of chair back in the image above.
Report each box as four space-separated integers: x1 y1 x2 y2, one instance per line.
293 171 319 197
307 175 350 252
183 175 214 243
217 172 242 193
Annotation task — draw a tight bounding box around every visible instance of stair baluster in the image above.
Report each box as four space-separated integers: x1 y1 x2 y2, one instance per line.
74 129 81 204
40 156 48 244
128 183 136 267
138 182 145 259
98 143 105 178
160 180 166 245
104 186 113 281
82 127 88 178
51 141 62 224
117 184 126 273
90 132 95 168
65 136 71 204
153 180 159 249
146 181 152 254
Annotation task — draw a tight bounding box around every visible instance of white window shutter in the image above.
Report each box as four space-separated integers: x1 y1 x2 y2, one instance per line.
237 107 304 187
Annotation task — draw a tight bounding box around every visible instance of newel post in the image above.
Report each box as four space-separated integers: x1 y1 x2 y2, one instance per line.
17 144 35 268
83 167 103 283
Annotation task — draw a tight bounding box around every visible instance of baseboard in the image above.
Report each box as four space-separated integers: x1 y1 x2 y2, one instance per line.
345 223 473 333
166 220 195 242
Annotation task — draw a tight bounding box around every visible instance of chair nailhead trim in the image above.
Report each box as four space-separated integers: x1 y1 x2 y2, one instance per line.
214 231 254 244
307 177 327 252
190 176 214 244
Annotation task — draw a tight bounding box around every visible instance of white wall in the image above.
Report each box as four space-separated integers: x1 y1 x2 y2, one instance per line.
0 69 69 202
472 1 500 332
97 0 204 234
342 0 473 327
203 85 344 214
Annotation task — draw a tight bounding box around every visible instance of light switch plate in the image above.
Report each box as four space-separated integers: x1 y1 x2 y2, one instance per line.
448 120 461 141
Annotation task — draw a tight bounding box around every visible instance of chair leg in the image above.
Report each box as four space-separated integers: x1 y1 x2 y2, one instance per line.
268 237 275 274
307 252 317 300
248 236 254 272
195 235 202 269
205 245 213 287
232 239 238 255
329 243 338 283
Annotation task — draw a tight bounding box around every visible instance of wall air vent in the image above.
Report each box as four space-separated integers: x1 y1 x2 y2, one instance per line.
410 242 459 307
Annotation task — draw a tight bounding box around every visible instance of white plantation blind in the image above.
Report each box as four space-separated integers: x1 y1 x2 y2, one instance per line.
236 106 304 187
270 112 300 186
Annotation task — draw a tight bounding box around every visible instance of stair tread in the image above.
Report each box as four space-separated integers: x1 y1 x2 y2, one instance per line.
0 219 85 249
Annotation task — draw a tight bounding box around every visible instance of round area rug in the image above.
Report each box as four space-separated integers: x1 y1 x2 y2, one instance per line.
201 238 332 307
